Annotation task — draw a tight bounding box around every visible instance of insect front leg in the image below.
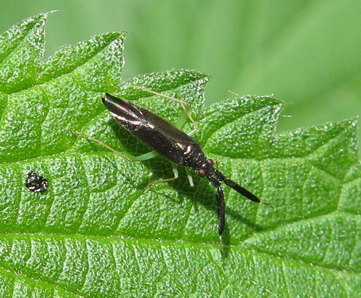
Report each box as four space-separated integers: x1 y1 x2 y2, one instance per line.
185 167 195 188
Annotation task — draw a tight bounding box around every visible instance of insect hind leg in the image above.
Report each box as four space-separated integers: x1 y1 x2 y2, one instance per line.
130 85 198 131
72 131 132 161
72 131 181 188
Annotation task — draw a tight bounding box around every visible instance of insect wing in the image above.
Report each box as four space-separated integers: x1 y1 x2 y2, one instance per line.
103 93 201 166
103 94 145 130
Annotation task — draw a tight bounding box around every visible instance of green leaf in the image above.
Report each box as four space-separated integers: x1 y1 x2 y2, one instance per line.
0 13 360 298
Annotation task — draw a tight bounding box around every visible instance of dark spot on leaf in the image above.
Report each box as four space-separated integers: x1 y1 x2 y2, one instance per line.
25 171 48 193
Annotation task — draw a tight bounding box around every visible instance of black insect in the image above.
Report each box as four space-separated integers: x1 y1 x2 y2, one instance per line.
26 171 48 193
103 93 261 235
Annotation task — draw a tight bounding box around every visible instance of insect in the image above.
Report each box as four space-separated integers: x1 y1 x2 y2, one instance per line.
25 171 48 193
102 93 261 235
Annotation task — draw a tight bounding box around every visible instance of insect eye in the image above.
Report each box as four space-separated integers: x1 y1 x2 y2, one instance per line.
207 159 214 166
198 169 207 177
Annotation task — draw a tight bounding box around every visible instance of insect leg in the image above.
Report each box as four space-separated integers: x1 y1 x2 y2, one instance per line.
130 85 189 105
73 131 181 187
147 163 179 187
216 186 226 235
130 85 198 130
73 131 161 162
132 151 159 161
73 131 163 163
72 131 132 161
185 167 195 188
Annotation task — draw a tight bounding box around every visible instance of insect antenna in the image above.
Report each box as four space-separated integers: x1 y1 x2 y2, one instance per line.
223 178 273 207
223 178 260 203
216 187 226 235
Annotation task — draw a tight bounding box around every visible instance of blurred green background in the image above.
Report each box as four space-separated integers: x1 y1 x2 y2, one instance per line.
2 0 361 150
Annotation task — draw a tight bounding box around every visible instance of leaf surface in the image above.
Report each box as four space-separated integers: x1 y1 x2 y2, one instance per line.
0 13 360 298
